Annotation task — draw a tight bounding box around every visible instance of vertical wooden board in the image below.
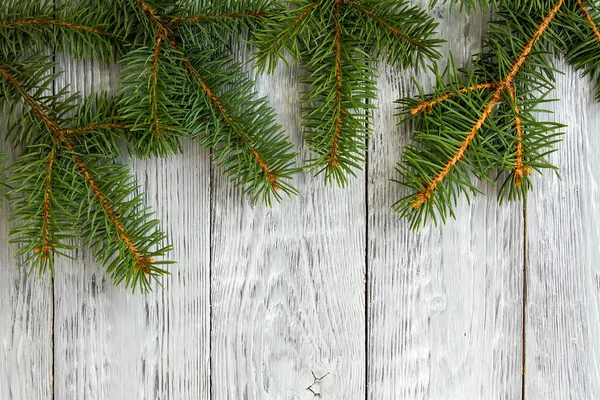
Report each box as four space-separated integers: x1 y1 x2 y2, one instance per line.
525 63 600 399
52 59 211 399
0 152 53 399
367 6 523 399
1 15 54 394
141 142 211 399
211 66 366 398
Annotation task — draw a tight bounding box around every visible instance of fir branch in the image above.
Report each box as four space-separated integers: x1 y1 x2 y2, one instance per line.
0 64 62 138
182 58 280 187
255 0 442 185
120 0 298 203
1 60 170 291
393 0 600 228
412 0 563 208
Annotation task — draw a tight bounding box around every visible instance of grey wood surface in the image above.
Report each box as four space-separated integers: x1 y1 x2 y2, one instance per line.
526 60 600 400
1 3 599 400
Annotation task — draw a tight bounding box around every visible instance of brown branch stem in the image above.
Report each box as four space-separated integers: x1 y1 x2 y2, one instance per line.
509 87 532 187
328 0 343 167
150 33 163 139
62 123 128 135
38 150 55 259
170 12 268 24
411 83 497 115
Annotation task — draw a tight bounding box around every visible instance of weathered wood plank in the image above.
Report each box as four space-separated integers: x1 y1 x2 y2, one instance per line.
525 61 600 399
0 22 54 395
51 59 211 399
210 65 366 399
0 149 53 400
367 5 524 399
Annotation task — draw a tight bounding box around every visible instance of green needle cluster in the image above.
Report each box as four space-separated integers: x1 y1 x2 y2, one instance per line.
394 0 600 229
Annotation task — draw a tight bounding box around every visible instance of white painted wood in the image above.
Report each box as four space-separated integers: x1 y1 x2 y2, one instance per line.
367 5 523 399
525 61 600 399
2 3 600 399
0 148 53 400
51 58 211 399
210 64 366 399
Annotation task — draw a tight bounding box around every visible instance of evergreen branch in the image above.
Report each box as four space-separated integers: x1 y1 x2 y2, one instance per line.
346 0 443 68
119 44 188 157
182 57 282 191
1 62 66 272
8 147 77 276
561 0 600 100
410 0 564 210
255 0 441 183
0 1 129 60
2 62 169 290
68 146 151 274
0 64 61 137
127 0 298 201
577 0 600 44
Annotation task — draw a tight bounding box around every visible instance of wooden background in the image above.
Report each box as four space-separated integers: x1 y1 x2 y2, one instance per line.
1 2 599 399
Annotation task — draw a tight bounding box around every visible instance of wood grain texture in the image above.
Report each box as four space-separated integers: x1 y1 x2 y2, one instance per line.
367 5 523 399
51 59 211 399
210 64 366 399
2 3 600 399
525 61 600 399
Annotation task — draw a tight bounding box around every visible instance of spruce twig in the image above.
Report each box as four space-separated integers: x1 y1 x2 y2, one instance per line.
121 0 299 204
254 0 443 186
395 0 600 228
